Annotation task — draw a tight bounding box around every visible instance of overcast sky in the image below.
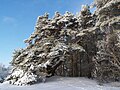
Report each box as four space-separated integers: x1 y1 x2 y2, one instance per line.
0 0 94 66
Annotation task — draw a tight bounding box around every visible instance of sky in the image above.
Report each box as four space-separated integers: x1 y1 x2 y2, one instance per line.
0 0 94 66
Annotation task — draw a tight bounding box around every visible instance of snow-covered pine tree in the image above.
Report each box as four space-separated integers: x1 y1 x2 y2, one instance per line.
6 0 120 85
6 8 92 85
92 0 120 83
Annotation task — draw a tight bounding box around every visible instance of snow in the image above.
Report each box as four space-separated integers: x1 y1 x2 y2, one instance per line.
38 60 51 68
71 44 85 52
6 70 38 85
0 76 120 90
47 51 59 57
10 69 24 78
38 53 46 57
81 5 89 12
29 65 34 70
51 43 68 52
13 72 37 85
43 42 52 46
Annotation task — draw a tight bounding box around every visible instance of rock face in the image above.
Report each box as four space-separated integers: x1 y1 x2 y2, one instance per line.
6 0 120 85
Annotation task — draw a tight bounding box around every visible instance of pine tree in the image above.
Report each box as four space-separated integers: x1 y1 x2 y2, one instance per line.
6 0 120 85
92 0 120 83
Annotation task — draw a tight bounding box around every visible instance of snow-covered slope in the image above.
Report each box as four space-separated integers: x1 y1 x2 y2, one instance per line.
0 77 120 90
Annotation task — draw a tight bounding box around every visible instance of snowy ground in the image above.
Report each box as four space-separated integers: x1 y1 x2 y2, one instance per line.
0 76 120 90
